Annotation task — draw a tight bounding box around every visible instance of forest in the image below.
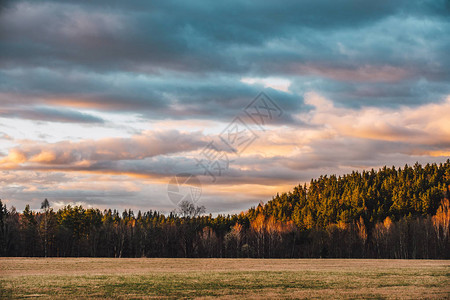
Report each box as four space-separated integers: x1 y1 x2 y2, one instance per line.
1 161 449 259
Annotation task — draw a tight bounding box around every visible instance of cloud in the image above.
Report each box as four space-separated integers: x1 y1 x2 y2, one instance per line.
2 93 449 187
0 68 303 125
241 77 292 93
0 132 13 140
0 0 449 213
0 130 207 168
301 92 450 147
0 106 104 123
1 0 448 121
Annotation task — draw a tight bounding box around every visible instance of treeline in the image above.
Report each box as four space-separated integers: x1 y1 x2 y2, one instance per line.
0 161 449 258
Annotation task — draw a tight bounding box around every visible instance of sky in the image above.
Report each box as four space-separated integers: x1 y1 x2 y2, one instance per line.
0 0 449 214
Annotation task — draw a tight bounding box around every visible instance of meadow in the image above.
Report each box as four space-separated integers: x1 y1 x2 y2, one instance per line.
0 258 449 299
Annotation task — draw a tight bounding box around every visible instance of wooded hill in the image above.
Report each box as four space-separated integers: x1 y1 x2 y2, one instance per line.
1 161 449 258
248 161 449 228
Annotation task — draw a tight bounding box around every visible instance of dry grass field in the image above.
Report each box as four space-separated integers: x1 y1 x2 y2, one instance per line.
0 258 449 299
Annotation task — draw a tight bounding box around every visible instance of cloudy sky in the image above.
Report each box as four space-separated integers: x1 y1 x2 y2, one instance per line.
0 0 449 214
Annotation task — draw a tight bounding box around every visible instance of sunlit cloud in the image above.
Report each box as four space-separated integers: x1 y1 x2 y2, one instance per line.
241 77 292 93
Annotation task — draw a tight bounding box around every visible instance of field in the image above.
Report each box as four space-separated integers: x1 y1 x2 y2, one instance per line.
0 258 449 299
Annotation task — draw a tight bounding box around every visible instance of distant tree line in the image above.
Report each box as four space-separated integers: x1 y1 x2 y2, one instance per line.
0 161 449 258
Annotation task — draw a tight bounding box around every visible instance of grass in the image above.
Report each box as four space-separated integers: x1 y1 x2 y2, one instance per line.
0 258 449 299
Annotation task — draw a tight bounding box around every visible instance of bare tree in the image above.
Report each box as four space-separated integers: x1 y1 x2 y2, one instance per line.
40 199 50 257
177 200 206 218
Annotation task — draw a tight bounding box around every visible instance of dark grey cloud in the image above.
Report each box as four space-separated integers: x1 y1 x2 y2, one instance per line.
0 68 304 124
0 106 104 123
290 77 450 109
0 0 448 122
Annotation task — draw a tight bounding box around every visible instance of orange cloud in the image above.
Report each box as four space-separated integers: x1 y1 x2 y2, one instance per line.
0 149 27 164
30 150 57 163
0 130 206 168
303 92 450 146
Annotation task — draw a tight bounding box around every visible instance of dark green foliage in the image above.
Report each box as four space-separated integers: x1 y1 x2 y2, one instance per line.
1 161 449 258
249 161 450 229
